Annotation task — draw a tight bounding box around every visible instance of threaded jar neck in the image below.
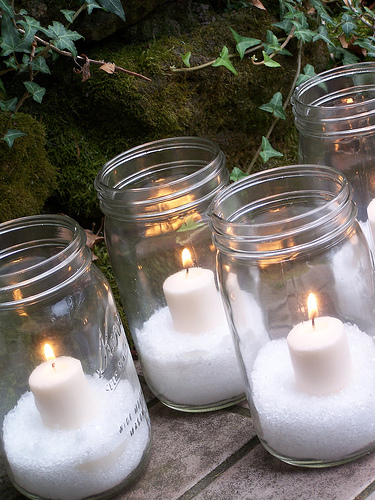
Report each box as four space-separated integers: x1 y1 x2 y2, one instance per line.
0 215 91 309
292 62 375 137
208 165 357 262
94 137 228 221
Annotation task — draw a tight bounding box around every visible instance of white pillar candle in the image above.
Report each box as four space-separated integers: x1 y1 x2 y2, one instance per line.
162 248 226 334
286 294 352 396
29 344 98 429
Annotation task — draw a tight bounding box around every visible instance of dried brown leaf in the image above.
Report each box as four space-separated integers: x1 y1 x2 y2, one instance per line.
100 62 116 74
251 0 266 10
339 34 349 49
85 229 104 250
73 54 91 82
340 35 367 57
362 0 375 9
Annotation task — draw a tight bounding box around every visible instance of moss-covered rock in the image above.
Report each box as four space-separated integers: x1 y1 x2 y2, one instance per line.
13 3 328 223
0 112 57 222
17 0 171 41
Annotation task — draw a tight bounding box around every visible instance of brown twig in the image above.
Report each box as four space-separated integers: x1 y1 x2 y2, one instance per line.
18 31 152 82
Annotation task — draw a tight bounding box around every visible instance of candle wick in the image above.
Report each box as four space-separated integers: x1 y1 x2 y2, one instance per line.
185 267 189 277
52 362 56 369
311 314 316 329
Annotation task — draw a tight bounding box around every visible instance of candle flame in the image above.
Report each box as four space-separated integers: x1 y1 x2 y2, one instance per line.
44 343 56 361
307 293 318 327
182 248 193 269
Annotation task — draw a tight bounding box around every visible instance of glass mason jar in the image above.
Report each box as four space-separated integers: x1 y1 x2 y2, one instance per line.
95 137 245 412
0 215 151 500
292 62 375 239
208 164 375 467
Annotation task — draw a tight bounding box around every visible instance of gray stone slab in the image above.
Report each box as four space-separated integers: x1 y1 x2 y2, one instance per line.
122 402 256 499
193 441 375 500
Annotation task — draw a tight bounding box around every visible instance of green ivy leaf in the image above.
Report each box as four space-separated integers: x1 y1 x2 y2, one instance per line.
21 53 30 70
229 28 261 60
312 25 335 47
262 52 281 68
291 21 314 43
4 56 19 70
296 64 316 86
23 81 46 103
273 18 293 34
1 15 32 56
45 22 83 58
97 0 125 22
2 129 27 147
182 52 191 67
0 0 14 19
364 6 375 16
29 56 51 74
259 137 283 163
230 167 248 182
354 38 375 54
61 10 76 23
85 0 102 15
341 13 357 36
18 16 42 43
265 31 281 52
285 9 307 24
0 97 17 111
264 30 292 56
310 0 334 25
212 46 238 75
259 92 286 119
331 46 359 65
0 78 5 93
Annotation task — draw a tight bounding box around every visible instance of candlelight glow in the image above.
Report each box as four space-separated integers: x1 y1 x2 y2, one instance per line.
44 343 56 361
182 248 193 269
307 293 318 321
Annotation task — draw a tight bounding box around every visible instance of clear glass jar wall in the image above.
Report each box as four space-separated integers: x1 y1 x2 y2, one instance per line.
208 165 375 467
0 215 151 500
95 137 246 412
292 62 375 231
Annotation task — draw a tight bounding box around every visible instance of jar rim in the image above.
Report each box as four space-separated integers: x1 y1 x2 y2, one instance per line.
94 136 228 220
0 214 91 308
95 136 222 197
208 165 356 260
292 62 375 113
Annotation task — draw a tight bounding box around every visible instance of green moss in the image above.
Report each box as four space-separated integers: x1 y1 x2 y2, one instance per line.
78 8 325 172
0 112 57 222
46 126 107 220
12 6 328 224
